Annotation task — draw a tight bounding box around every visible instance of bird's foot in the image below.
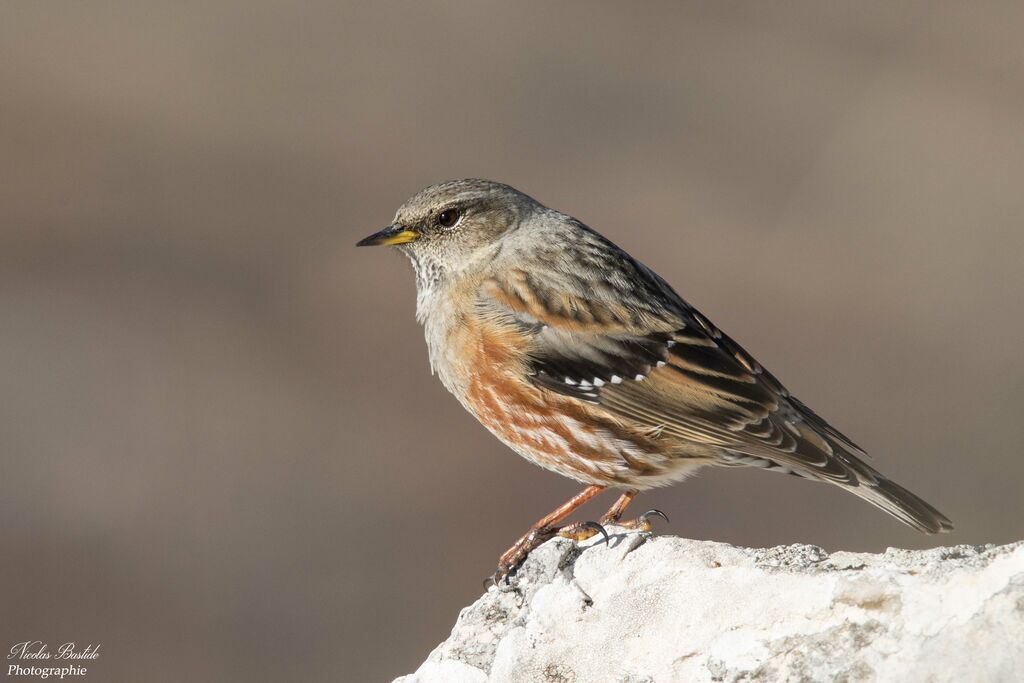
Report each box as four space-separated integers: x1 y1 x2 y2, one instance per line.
486 521 609 587
558 508 669 540
557 520 611 543
602 508 670 533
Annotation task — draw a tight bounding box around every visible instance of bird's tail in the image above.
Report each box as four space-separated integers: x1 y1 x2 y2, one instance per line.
780 397 953 534
847 475 953 534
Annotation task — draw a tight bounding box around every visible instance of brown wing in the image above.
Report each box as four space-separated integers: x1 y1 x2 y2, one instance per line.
478 268 951 533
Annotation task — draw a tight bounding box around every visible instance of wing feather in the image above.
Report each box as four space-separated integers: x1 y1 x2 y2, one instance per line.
478 267 878 487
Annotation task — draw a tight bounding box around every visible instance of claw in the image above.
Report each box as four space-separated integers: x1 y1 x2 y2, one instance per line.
582 520 610 546
484 566 516 588
639 509 670 525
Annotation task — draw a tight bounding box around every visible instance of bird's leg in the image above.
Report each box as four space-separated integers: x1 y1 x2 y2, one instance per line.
492 485 606 584
561 489 670 539
600 489 640 524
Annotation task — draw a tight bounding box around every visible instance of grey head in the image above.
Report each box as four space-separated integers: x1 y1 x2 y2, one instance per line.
357 179 541 286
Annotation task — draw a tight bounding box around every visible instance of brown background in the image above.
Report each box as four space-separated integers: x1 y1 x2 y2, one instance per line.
2 2 1023 681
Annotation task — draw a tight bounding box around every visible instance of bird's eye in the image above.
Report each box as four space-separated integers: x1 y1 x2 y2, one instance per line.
437 207 461 228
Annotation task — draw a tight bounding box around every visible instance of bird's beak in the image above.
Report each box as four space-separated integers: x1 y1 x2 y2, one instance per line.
356 224 420 247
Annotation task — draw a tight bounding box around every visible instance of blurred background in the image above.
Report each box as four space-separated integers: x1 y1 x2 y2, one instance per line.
2 2 1023 681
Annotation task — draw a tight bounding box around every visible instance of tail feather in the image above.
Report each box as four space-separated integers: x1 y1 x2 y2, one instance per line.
850 476 953 534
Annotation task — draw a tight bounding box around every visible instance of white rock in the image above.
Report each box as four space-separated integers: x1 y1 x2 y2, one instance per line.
395 531 1024 683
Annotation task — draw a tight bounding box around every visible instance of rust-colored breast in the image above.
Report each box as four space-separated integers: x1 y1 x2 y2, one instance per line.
451 312 673 487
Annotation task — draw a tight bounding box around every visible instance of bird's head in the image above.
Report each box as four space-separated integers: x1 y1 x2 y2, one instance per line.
357 179 537 280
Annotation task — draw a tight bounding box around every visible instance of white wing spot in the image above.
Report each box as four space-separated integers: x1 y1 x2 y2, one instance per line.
593 378 605 387
611 375 623 384
564 377 577 385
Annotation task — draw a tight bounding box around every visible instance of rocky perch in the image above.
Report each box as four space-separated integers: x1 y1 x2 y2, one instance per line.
396 531 1023 682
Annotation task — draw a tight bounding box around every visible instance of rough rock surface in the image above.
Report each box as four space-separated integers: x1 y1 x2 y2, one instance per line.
395 531 1024 682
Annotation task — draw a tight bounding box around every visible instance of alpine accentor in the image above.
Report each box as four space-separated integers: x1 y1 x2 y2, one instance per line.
358 179 952 582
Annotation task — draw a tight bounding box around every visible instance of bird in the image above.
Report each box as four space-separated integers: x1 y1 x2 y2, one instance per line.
357 179 952 583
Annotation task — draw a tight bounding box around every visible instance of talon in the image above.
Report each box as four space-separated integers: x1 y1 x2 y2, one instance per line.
640 509 670 525
487 565 517 587
582 520 610 545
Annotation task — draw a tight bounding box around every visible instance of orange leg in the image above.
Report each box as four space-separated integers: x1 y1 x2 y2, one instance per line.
600 489 639 523
494 485 606 583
